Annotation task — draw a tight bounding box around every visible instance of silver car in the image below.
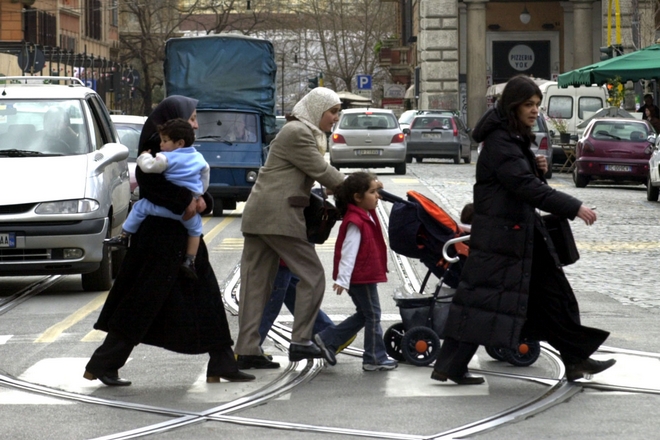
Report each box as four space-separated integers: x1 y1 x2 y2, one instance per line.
532 113 554 178
0 77 130 291
329 108 407 175
404 113 472 164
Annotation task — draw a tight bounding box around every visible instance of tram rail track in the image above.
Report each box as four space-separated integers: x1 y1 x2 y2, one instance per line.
0 200 658 438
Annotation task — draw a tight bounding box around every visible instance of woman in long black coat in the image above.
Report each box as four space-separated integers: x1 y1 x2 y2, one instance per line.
431 75 615 385
83 96 254 386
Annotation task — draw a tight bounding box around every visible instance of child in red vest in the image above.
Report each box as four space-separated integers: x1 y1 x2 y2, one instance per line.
313 172 397 371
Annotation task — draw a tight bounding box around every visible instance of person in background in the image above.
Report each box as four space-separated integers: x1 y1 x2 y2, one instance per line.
235 87 345 369
84 96 254 386
431 75 614 385
42 107 80 152
639 94 660 122
228 115 257 142
313 172 397 372
644 107 660 133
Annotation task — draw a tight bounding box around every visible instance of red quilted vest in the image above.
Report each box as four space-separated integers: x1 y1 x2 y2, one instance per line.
333 204 387 284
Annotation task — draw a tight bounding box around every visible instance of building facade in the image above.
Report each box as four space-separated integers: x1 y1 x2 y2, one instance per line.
0 0 131 112
381 0 658 127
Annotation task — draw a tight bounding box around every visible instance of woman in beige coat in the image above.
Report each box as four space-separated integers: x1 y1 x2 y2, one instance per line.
235 88 345 369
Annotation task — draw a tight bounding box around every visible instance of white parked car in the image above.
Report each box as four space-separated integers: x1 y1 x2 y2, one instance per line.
646 133 660 201
111 114 147 202
0 77 130 291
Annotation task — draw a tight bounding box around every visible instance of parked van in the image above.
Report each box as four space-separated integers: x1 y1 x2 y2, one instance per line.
486 79 609 140
539 81 609 141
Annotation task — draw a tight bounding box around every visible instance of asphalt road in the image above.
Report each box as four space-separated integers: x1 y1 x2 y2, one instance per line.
1 153 660 439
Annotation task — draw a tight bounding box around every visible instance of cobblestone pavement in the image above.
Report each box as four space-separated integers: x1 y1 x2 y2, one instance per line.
405 156 660 309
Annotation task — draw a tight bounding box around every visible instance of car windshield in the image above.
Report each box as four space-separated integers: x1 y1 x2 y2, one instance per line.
398 110 417 125
114 124 142 160
196 111 258 143
0 99 88 155
411 116 452 129
339 113 398 129
592 121 650 142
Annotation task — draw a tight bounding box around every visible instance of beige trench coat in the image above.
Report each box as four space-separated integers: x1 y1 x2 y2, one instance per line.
241 120 344 239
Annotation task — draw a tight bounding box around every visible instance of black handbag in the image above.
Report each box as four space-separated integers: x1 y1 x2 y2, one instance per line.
304 188 340 244
542 214 579 266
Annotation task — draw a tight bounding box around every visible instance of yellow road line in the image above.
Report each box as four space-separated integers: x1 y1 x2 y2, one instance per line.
35 292 108 343
203 203 245 244
81 329 106 342
214 237 337 252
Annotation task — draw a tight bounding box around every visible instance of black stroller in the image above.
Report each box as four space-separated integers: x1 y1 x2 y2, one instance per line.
379 189 541 367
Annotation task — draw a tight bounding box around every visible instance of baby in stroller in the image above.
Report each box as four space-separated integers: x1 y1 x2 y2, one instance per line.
378 190 541 367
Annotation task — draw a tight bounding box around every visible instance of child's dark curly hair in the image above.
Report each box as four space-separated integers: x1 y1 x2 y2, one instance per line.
157 118 195 147
333 172 377 215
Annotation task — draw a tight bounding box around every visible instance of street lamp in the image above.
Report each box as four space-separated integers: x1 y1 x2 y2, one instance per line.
519 5 531 24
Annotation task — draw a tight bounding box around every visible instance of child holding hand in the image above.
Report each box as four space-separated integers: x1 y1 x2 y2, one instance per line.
313 172 397 371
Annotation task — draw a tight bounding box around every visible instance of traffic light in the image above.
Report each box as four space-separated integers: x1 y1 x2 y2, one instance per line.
318 72 324 87
613 44 624 57
308 76 318 89
600 45 614 60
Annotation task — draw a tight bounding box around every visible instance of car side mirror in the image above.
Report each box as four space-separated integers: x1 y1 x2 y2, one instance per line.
549 130 555 137
466 127 472 133
647 134 656 144
403 128 410 135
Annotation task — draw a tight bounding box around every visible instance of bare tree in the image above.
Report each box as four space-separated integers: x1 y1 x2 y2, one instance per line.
118 0 394 113
118 0 266 114
292 0 396 92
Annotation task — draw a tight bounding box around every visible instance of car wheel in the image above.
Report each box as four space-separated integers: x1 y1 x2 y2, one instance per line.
394 162 406 175
415 157 424 163
212 198 224 217
405 155 412 163
463 152 471 164
453 151 460 164
573 168 589 188
81 222 113 292
647 176 659 201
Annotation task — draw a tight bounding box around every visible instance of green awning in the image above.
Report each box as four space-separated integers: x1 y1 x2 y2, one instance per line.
557 44 660 88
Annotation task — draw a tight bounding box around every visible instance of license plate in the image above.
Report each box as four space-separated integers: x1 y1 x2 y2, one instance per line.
0 232 16 248
422 133 442 139
605 164 632 172
356 149 381 156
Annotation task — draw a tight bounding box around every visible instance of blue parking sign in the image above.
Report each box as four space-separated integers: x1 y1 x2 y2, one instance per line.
356 75 372 90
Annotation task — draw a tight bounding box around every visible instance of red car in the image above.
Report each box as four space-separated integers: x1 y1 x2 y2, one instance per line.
573 117 655 188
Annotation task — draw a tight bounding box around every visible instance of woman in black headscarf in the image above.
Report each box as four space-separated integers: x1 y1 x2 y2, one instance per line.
83 96 254 386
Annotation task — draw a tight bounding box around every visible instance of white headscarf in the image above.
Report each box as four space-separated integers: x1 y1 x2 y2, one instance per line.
291 87 341 155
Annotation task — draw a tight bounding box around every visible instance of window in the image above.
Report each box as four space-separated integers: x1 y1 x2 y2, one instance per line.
111 0 118 27
547 96 573 119
85 0 102 40
578 97 604 120
24 10 56 47
197 112 259 144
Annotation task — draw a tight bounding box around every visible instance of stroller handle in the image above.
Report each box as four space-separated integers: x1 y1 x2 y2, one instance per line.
378 189 408 204
443 235 471 263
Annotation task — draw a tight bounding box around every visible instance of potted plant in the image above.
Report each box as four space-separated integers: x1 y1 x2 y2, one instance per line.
547 114 571 143
606 76 624 108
